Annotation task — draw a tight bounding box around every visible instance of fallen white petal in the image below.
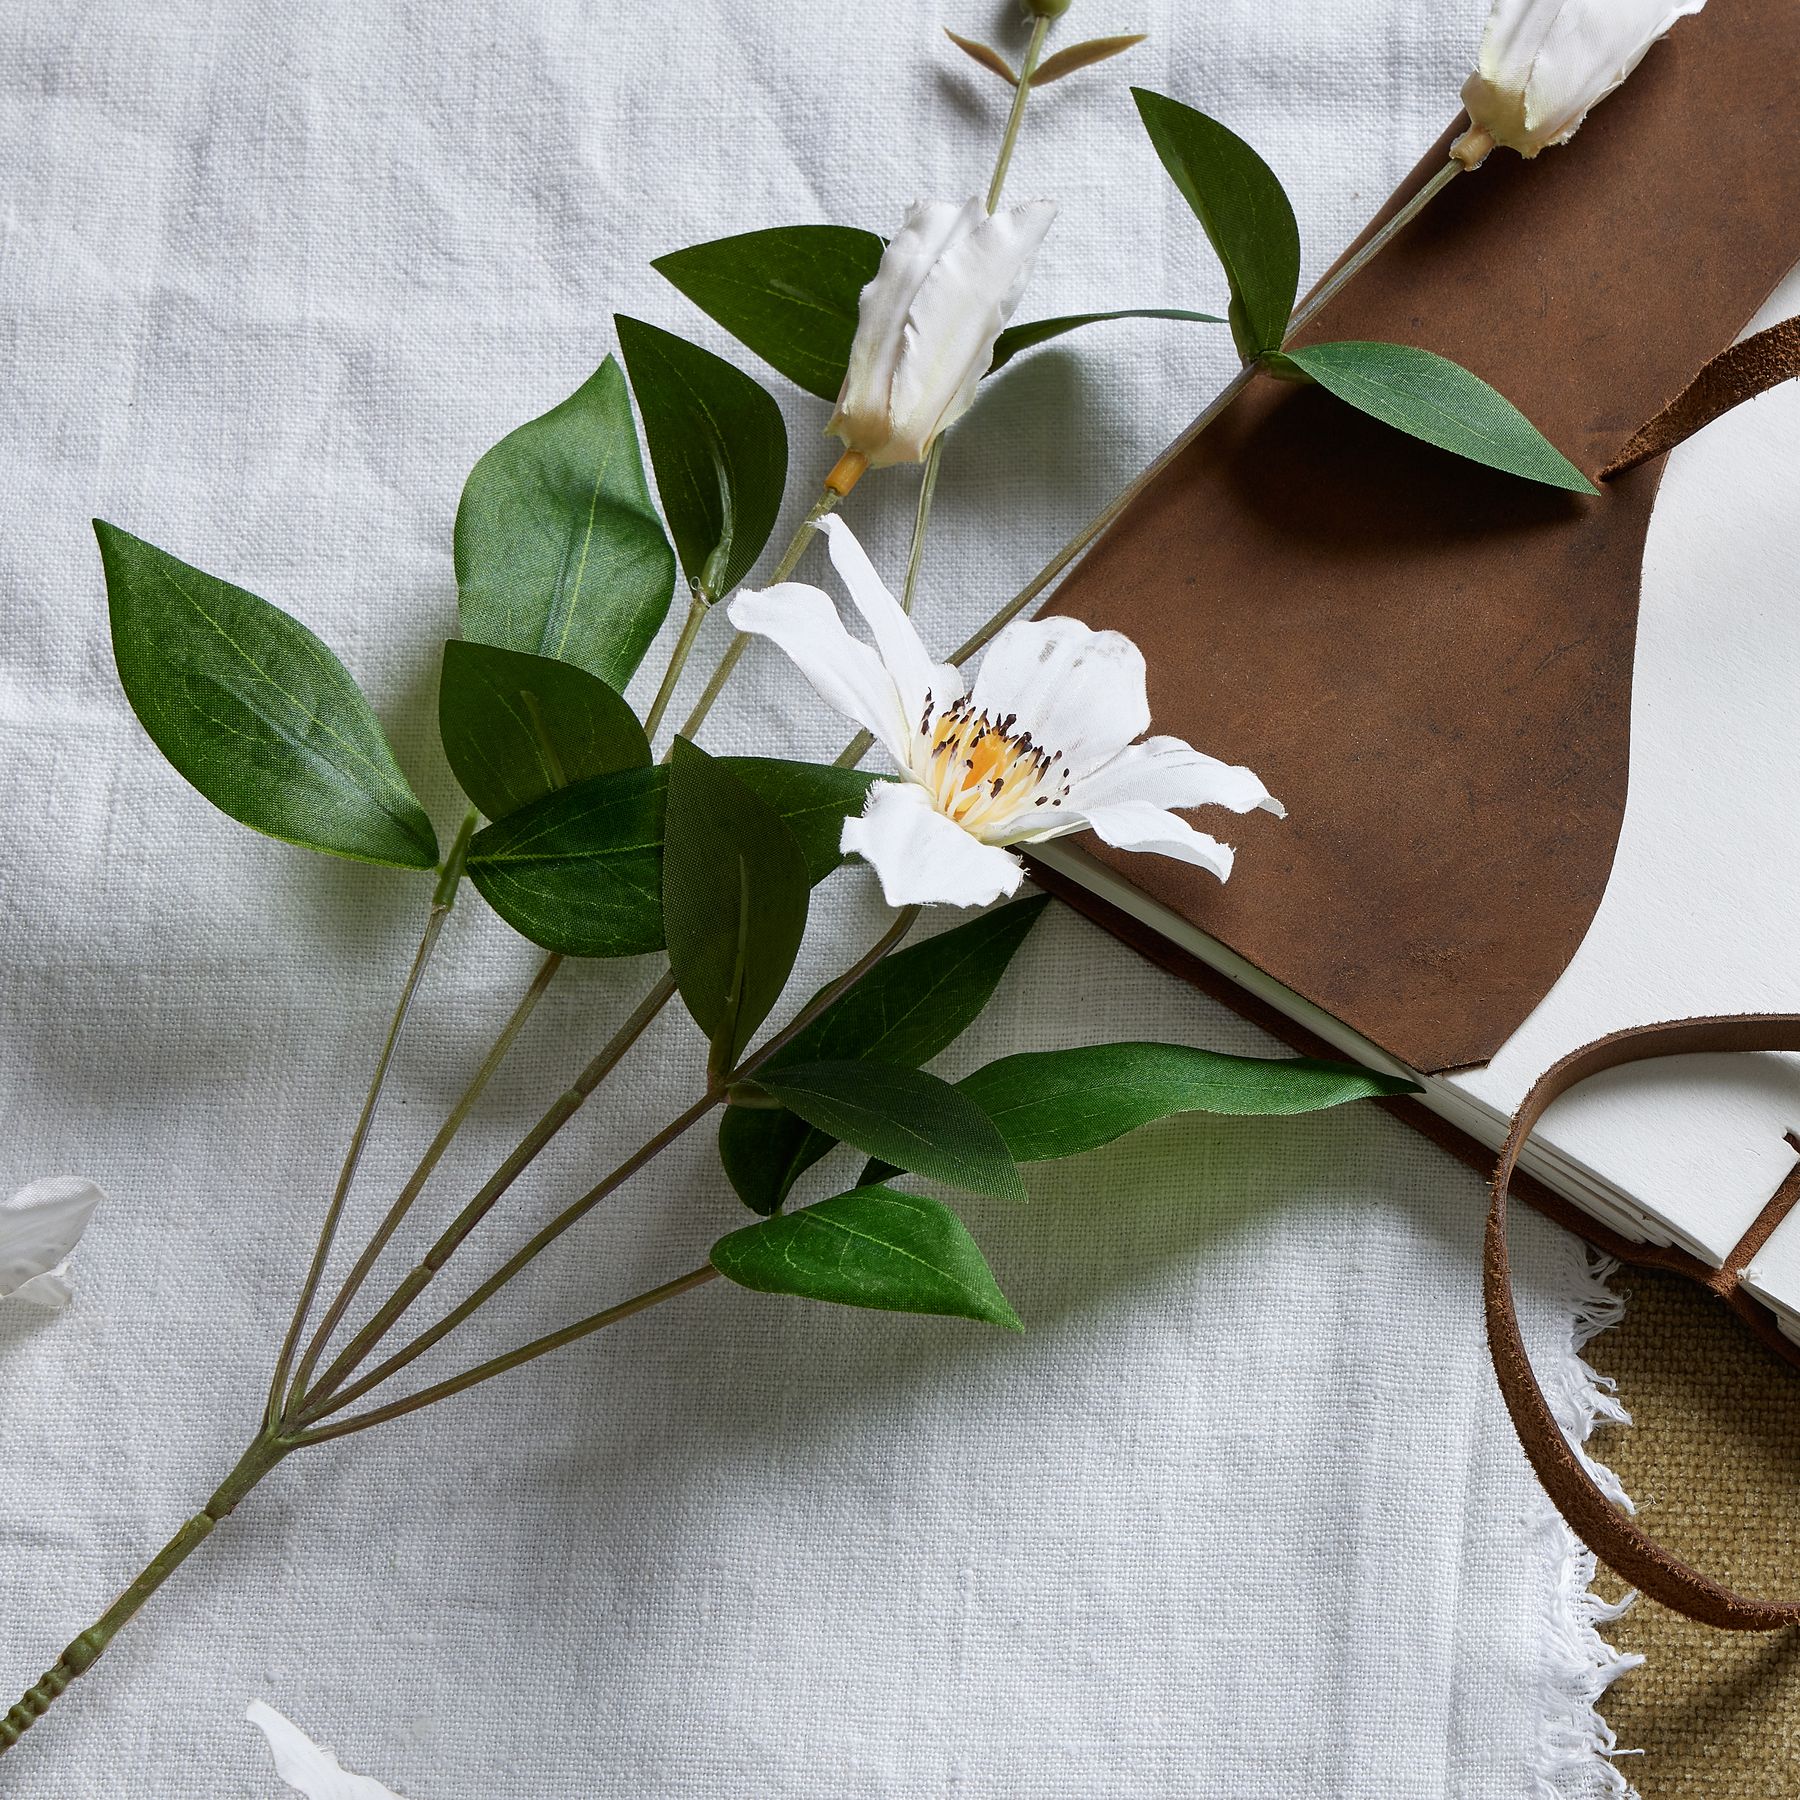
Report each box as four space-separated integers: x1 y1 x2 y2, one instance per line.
1079 800 1237 883
841 780 1026 908
970 616 1151 777
727 581 913 764
1062 735 1284 820
0 1178 105 1311
247 1702 412 1800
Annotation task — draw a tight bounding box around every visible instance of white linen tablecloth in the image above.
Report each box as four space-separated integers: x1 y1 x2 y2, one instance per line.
0 1 1634 1793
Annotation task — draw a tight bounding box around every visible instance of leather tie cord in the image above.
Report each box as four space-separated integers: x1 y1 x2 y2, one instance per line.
1601 314 1800 477
1485 1015 1800 1631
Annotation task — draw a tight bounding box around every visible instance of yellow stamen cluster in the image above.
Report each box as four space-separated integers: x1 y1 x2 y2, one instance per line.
916 692 1070 839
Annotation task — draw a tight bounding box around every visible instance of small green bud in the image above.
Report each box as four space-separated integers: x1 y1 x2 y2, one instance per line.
1023 0 1072 16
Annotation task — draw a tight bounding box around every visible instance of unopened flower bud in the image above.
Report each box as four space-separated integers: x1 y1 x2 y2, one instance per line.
1452 0 1707 166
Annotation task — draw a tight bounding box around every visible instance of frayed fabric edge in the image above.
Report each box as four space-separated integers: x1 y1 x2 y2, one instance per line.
1529 1245 1643 1800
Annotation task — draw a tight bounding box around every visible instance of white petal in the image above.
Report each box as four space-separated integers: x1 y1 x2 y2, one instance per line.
883 200 1057 463
1063 735 1284 820
727 582 912 765
246 1703 411 1800
1078 801 1237 883
1463 0 1705 155
0 1178 104 1309
815 516 962 734
831 198 982 457
970 616 1150 775
841 779 1025 908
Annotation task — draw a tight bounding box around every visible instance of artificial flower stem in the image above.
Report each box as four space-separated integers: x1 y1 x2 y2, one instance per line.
674 486 841 744
297 969 681 1413
293 1267 721 1445
0 1432 293 1754
986 14 1052 212
901 440 943 616
286 949 565 1406
302 907 921 1424
643 592 712 740
1285 158 1462 340
263 806 479 1428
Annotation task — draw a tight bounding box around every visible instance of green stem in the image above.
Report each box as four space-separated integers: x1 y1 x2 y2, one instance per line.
986 14 1051 211
643 591 711 741
285 948 564 1409
298 971 680 1414
0 1433 292 1756
263 808 478 1428
302 907 921 1427
900 441 942 617
296 1266 721 1444
674 487 840 746
1286 158 1461 341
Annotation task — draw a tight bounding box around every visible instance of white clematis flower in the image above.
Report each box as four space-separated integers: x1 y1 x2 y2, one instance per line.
0 1177 105 1311
829 197 1057 475
729 517 1282 909
247 1702 412 1800
1453 0 1707 166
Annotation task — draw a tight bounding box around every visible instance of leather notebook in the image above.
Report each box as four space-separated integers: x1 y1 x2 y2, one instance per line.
1025 0 1800 1372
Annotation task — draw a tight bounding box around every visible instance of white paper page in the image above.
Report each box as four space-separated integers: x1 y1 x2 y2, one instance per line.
1445 269 1800 1269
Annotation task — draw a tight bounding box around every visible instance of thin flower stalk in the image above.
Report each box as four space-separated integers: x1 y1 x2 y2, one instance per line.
299 907 920 1425
264 807 478 1427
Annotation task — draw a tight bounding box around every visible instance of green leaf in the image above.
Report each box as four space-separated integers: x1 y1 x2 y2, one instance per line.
1269 341 1598 494
1030 33 1147 86
438 640 650 820
96 522 438 871
710 1185 1022 1329
956 1042 1418 1164
663 740 810 1072
466 757 872 959
991 307 1223 373
944 29 1017 86
454 356 677 692
615 316 789 600
748 1062 1026 1202
653 227 884 403
1131 88 1300 361
717 896 1050 1214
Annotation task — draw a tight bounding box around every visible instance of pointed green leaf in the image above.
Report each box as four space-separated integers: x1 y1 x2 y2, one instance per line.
438 640 650 821
467 758 874 959
1030 33 1147 86
663 739 810 1071
454 357 677 691
615 316 789 601
1131 88 1300 361
991 307 1223 373
1269 341 1598 493
96 522 438 871
652 225 884 403
957 1042 1418 1164
711 1185 1022 1329
749 1062 1025 1202
718 896 1050 1214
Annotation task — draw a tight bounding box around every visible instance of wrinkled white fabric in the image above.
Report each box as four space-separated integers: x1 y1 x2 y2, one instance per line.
0 1 1626 1795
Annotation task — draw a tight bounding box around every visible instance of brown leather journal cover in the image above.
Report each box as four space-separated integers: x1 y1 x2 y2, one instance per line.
1043 0 1800 1077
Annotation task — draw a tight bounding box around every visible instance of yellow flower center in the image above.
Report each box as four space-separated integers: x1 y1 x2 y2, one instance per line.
917 694 1071 839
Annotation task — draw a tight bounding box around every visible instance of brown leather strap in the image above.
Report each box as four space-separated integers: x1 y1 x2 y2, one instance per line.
1486 1014 1800 1630
1602 315 1800 478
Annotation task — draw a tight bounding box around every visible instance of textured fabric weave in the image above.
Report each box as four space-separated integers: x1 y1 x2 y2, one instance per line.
0 1 1624 1793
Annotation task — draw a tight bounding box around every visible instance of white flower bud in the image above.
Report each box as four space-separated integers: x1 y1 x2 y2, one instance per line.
829 197 1056 470
1453 0 1707 166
